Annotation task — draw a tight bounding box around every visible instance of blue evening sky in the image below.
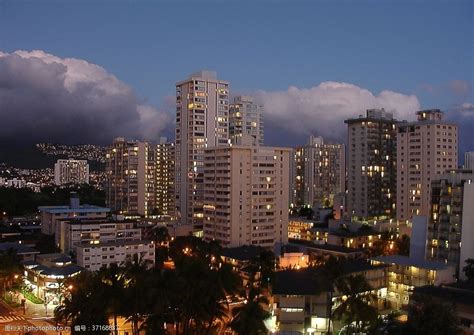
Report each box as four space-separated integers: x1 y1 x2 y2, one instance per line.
0 0 471 111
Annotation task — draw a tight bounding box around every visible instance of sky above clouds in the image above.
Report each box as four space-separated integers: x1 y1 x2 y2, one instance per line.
0 0 472 154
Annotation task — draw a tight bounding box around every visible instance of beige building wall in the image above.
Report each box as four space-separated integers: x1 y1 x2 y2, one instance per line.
397 110 458 221
175 71 229 231
203 145 290 248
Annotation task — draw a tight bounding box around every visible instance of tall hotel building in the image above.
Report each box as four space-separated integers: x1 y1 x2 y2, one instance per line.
397 110 458 221
155 138 175 216
105 138 154 216
290 136 345 209
345 109 398 220
54 158 89 185
427 170 474 279
229 95 264 146
175 71 229 230
203 146 290 248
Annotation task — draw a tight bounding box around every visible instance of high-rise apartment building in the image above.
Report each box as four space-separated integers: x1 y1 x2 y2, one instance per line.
345 109 398 220
465 151 474 170
175 71 229 230
54 159 89 185
290 136 345 209
426 170 474 279
155 138 175 217
203 145 290 248
397 110 458 221
105 138 154 216
229 95 264 146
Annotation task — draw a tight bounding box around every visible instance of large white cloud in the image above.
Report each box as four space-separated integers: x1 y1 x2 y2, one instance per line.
254 82 421 143
0 50 172 144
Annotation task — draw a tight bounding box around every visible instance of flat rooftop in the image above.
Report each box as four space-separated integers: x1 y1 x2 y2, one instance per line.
372 255 450 270
38 204 110 214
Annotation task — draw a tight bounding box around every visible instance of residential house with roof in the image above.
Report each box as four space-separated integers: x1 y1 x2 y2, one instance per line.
271 260 389 335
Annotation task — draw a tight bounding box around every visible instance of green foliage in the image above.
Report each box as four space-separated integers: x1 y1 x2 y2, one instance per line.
0 185 105 217
405 294 462 335
20 288 44 304
332 274 378 333
229 287 270 335
55 242 245 335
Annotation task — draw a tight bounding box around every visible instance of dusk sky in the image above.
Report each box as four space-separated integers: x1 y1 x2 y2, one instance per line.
0 0 472 154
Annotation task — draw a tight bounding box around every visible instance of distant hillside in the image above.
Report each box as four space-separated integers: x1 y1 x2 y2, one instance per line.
0 141 104 171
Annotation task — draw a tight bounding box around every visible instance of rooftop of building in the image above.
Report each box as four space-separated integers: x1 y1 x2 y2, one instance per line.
273 260 388 295
280 244 304 254
289 240 365 254
75 239 153 248
0 242 39 255
38 204 110 214
24 261 83 277
221 245 266 261
371 255 451 270
56 217 139 225
329 229 379 237
413 281 474 306
344 108 397 124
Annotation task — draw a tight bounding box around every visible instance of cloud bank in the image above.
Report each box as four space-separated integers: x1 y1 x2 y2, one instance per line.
254 82 421 145
0 50 172 144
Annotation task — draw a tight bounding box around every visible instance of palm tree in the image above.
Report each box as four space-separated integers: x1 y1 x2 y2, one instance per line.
54 272 109 335
315 255 344 335
406 293 461 335
228 287 270 335
122 255 152 335
151 226 170 246
98 263 126 335
248 249 276 288
0 248 22 296
332 274 378 334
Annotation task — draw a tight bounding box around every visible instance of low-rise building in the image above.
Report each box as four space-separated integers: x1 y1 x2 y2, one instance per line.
38 194 110 235
55 218 142 253
23 254 82 302
371 255 455 309
75 239 155 271
327 230 383 249
413 281 474 334
0 242 39 262
272 261 388 334
288 239 366 261
278 245 309 270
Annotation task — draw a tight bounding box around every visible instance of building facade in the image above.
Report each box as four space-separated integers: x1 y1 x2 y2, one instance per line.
175 71 229 231
38 195 109 235
155 138 176 216
75 239 155 272
345 109 398 220
465 151 474 170
371 255 455 309
397 110 458 221
105 138 155 216
291 136 345 209
54 159 89 185
203 145 290 248
229 95 264 146
55 218 142 254
426 169 474 279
